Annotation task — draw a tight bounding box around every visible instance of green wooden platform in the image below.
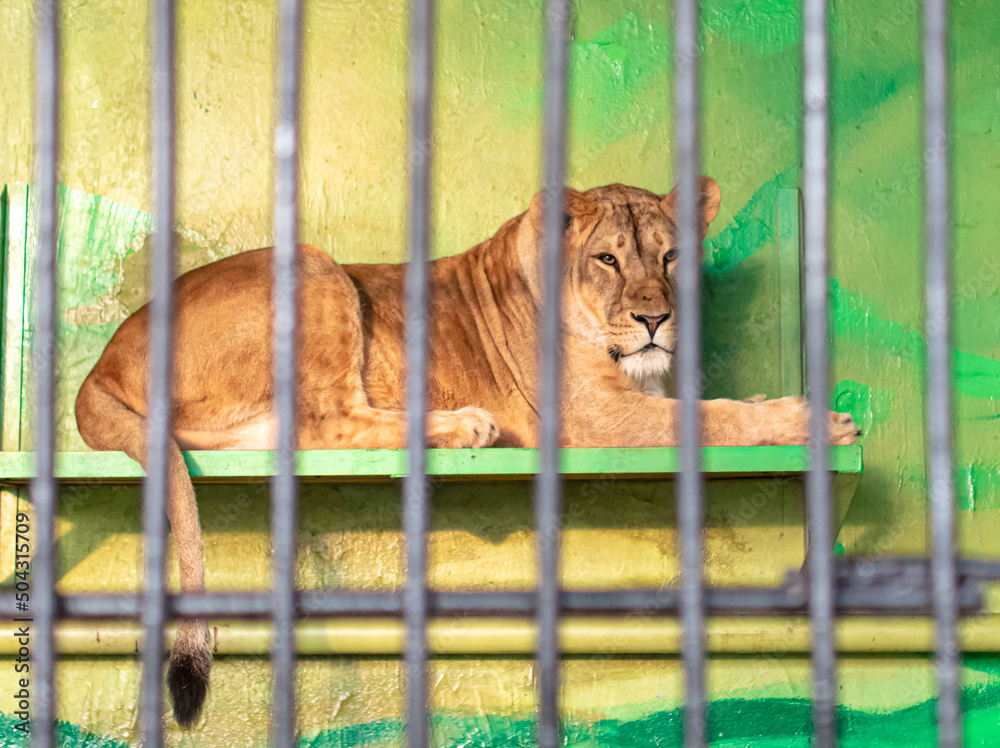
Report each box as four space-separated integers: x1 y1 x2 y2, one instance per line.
0 445 862 483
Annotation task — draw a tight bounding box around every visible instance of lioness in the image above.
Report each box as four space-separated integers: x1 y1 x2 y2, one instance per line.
75 178 858 726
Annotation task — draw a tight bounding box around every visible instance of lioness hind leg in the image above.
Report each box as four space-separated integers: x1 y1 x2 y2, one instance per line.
296 252 499 449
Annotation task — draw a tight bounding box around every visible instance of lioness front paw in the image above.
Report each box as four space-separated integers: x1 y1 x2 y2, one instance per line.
756 396 861 446
427 407 500 448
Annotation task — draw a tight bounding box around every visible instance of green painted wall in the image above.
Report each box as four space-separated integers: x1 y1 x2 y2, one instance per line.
1 0 999 744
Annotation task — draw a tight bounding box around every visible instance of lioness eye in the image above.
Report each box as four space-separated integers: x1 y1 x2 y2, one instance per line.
664 248 678 263
597 254 618 266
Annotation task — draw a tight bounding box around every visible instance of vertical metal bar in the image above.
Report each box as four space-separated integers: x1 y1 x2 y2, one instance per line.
923 0 960 745
403 0 434 745
141 0 176 744
272 0 303 743
31 1 59 746
673 0 705 745
536 1 569 747
802 0 836 744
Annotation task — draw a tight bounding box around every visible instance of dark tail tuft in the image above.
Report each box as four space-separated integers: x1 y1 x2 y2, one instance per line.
167 619 211 728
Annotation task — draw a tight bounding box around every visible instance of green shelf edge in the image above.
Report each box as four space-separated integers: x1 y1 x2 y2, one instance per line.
0 445 861 482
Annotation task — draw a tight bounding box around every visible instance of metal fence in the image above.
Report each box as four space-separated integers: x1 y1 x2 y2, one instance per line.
22 0 963 746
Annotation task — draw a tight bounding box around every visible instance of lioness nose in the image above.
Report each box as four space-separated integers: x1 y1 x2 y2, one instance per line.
631 312 670 337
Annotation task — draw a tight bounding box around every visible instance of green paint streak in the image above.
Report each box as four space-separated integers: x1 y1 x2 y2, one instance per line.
7 660 1000 747
954 462 1000 512
704 173 783 275
830 279 1000 402
297 717 401 748
8 680 1000 748
831 56 922 135
293 672 1000 747
569 14 668 148
697 173 1000 409
701 0 800 52
833 379 874 437
955 350 1000 401
0 715 130 747
498 10 673 148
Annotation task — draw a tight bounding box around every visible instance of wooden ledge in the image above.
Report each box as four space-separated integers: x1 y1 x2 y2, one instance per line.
0 445 862 483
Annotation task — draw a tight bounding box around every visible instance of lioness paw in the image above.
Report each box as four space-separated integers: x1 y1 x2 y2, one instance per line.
427 407 500 448
755 396 861 446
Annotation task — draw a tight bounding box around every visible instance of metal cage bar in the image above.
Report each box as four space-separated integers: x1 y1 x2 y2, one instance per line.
30 1 60 746
922 0 961 745
802 0 836 744
536 0 570 746
140 0 177 745
272 0 305 744
673 0 707 745
403 0 434 745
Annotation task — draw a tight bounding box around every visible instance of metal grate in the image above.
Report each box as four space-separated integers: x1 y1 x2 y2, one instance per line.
21 0 964 746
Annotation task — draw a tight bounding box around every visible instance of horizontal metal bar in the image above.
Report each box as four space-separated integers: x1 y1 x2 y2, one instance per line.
14 617 1000 657
3 558 993 621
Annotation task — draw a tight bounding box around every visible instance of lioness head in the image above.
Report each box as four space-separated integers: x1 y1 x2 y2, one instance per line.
528 178 722 388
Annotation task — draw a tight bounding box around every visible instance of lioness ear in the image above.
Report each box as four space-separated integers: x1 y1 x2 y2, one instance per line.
661 176 722 239
528 187 600 238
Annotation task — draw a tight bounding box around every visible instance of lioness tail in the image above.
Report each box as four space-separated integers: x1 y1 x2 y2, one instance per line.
75 376 211 728
167 619 211 727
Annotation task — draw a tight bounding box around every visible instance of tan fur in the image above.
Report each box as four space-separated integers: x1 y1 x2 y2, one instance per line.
75 178 858 726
